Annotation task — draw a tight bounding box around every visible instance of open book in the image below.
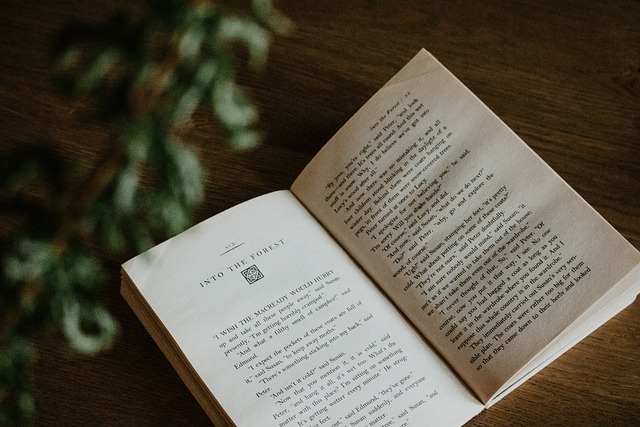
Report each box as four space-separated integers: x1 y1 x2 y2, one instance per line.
121 50 640 427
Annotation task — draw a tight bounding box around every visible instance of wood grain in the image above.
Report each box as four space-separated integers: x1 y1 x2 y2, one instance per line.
1 0 638 425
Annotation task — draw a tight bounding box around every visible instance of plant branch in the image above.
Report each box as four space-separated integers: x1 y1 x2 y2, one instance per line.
0 143 127 353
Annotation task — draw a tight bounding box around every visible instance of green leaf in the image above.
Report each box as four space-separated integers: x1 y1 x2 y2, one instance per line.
112 165 139 214
251 0 292 33
76 48 121 93
3 238 53 283
60 299 117 355
166 142 203 207
230 129 261 150
178 26 205 60
216 16 269 69
172 85 203 125
194 59 218 89
212 80 258 129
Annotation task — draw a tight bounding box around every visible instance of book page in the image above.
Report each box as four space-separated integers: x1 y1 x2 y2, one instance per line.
291 50 640 403
122 190 483 426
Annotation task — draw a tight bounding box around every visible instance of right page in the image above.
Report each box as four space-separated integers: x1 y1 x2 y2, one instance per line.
291 49 640 404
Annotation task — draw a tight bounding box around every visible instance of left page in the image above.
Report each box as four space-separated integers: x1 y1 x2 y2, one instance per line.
121 190 483 427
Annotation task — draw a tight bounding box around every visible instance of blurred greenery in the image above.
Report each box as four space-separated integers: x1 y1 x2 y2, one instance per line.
0 0 289 424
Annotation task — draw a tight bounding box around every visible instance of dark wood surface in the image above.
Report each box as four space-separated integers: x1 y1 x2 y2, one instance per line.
2 1 639 426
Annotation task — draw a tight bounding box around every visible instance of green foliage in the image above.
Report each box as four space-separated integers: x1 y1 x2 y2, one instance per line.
0 1 288 424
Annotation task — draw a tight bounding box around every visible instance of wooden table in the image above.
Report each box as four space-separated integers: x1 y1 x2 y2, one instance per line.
2 1 639 425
